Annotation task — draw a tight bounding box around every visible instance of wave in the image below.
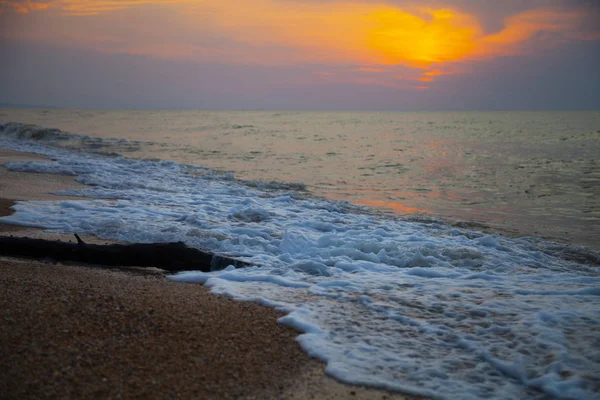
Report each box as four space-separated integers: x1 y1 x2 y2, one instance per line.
0 121 142 154
0 121 75 142
0 121 311 194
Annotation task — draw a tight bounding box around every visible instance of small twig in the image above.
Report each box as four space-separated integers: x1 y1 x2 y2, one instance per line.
74 234 86 246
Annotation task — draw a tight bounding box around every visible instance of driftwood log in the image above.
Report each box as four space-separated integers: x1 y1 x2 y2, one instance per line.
0 234 251 272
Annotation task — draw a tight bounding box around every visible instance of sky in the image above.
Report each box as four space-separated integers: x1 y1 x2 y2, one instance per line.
0 0 599 110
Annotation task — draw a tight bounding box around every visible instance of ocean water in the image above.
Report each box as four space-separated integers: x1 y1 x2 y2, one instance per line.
1 110 599 399
1 109 599 248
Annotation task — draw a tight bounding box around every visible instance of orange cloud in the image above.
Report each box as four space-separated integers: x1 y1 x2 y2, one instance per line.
355 67 387 73
2 0 184 16
2 1 598 89
476 9 587 57
424 70 448 76
365 7 482 67
2 0 51 13
178 2 596 70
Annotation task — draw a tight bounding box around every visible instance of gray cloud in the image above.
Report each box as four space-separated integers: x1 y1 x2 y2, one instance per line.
1 39 598 110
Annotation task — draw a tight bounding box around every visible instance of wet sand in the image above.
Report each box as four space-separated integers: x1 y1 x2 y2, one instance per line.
0 148 417 399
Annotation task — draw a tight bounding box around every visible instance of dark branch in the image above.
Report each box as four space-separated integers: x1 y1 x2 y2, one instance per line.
0 236 251 272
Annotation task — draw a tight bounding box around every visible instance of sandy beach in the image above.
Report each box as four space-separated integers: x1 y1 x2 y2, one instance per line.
0 148 416 399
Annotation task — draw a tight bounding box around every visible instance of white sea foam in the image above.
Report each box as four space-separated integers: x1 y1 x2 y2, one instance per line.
1 135 599 400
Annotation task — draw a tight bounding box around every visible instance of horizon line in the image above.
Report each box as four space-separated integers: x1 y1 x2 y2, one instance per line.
1 103 599 113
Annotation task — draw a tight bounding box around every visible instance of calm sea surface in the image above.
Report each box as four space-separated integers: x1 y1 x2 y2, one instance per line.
1 108 599 249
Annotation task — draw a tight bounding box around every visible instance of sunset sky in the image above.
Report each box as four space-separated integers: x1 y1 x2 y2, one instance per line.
1 0 599 110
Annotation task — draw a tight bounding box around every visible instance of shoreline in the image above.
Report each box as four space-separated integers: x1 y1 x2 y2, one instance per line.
0 148 417 399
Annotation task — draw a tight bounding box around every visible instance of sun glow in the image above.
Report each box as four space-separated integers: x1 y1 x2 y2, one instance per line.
365 8 481 67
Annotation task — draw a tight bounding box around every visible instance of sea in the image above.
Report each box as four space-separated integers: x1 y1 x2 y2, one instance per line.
1 109 599 399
